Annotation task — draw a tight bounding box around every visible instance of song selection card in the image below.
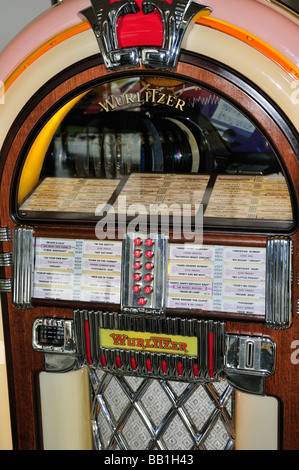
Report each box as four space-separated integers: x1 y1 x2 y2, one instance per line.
205 174 292 221
80 240 122 303
114 173 209 215
167 244 266 315
33 238 122 303
33 237 266 315
20 173 292 223
20 177 120 213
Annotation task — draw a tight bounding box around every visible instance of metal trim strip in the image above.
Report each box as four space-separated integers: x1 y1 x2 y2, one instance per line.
265 236 292 329
12 226 34 309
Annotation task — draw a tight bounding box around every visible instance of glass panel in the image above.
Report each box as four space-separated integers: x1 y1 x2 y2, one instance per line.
17 76 293 230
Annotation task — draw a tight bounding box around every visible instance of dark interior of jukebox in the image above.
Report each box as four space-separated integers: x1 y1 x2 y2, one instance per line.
17 76 292 230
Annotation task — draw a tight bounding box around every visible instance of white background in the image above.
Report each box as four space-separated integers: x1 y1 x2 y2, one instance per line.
0 0 298 53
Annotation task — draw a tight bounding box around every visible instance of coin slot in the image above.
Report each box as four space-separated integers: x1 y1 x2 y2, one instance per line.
245 341 254 369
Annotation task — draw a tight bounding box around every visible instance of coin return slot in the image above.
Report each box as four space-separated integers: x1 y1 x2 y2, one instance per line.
245 341 254 369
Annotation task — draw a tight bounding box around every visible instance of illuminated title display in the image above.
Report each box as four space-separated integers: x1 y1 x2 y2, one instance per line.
99 328 198 356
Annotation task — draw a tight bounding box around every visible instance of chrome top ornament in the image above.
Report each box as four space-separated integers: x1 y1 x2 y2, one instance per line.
81 0 140 70
81 0 212 71
141 0 211 70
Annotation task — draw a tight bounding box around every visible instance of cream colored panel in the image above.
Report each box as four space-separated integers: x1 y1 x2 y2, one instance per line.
0 301 12 450
235 391 278 450
0 29 98 150
183 23 299 131
39 367 93 450
1 23 299 156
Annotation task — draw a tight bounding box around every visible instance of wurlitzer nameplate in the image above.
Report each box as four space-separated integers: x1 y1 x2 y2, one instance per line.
121 233 168 315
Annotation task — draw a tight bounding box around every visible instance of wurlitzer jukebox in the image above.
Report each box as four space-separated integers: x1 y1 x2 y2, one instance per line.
0 0 299 451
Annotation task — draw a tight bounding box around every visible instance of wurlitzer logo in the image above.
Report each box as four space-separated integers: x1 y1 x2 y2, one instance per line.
100 328 198 356
81 0 212 71
98 88 186 112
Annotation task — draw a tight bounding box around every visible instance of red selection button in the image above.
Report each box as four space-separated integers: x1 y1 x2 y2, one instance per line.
133 261 142 269
133 273 141 281
145 238 154 247
134 249 142 258
144 285 153 295
138 297 147 306
145 250 154 258
144 274 153 282
145 262 154 270
134 238 142 246
133 285 141 293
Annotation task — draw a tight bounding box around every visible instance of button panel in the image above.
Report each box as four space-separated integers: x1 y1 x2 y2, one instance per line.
121 232 168 315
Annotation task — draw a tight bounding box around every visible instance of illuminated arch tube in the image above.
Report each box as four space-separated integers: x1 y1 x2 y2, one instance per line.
1 1 299 146
1 0 299 451
1 24 299 175
0 0 298 86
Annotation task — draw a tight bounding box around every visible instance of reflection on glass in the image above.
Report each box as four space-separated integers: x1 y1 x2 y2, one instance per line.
18 76 292 228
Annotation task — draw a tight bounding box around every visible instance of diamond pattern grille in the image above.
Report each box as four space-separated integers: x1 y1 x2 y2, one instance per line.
89 368 235 450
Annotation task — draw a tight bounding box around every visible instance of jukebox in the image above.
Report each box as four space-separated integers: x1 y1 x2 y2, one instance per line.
0 0 298 451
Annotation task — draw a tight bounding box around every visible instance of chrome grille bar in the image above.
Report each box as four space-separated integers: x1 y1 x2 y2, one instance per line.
12 226 34 309
266 236 292 329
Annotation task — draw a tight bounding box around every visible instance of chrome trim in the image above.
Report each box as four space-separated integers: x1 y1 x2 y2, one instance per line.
121 232 168 315
0 278 12 292
0 227 11 242
82 0 212 71
74 310 226 380
35 310 277 394
266 236 292 329
225 335 276 376
0 252 12 267
71 310 276 394
12 226 34 309
90 371 235 450
81 0 140 71
141 1 212 70
44 354 78 372
32 318 76 355
224 334 276 395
